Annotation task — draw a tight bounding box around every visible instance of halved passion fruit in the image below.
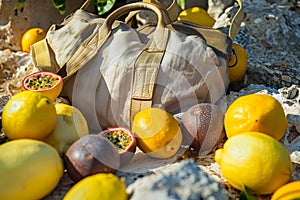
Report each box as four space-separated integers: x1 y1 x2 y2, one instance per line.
22 71 63 101
99 127 136 167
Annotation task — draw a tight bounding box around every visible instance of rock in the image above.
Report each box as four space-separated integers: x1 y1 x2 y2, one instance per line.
0 0 95 51
240 0 300 89
283 114 300 152
214 0 300 89
278 85 300 152
0 49 37 96
291 151 300 164
126 159 228 200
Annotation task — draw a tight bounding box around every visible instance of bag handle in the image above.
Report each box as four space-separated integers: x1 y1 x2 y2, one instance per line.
66 2 169 81
125 0 243 40
99 2 167 41
229 0 244 39
142 0 181 22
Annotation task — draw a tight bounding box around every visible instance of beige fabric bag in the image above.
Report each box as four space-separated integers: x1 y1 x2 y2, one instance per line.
30 0 243 132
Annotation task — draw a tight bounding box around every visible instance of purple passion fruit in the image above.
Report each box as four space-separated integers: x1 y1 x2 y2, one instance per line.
64 134 120 182
182 103 225 155
99 127 136 167
22 71 63 101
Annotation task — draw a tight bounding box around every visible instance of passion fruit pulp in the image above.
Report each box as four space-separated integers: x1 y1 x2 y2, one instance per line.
99 127 136 167
22 71 63 101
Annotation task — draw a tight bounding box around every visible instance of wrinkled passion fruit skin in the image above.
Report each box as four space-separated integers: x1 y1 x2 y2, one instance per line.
182 103 225 155
99 127 136 167
64 134 120 182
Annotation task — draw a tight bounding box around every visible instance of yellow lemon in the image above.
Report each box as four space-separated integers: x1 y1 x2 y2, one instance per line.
43 103 89 154
63 173 127 200
224 93 288 140
271 181 300 200
21 27 46 52
0 139 64 200
214 132 293 195
2 91 56 140
178 7 216 27
132 107 182 159
228 43 248 82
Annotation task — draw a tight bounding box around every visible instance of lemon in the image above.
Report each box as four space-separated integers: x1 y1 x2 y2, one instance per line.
224 93 288 140
0 139 64 200
214 132 293 195
43 103 89 154
228 43 248 82
2 91 56 140
178 7 216 27
271 181 300 200
21 27 46 53
132 107 182 159
63 173 127 200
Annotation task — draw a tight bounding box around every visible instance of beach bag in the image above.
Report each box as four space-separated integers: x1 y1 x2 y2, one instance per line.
30 0 244 132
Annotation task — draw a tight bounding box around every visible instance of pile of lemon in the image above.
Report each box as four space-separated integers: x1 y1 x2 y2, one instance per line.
0 90 93 199
215 93 298 198
1 89 182 199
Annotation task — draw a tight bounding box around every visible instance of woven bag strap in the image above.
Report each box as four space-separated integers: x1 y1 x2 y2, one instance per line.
129 31 168 124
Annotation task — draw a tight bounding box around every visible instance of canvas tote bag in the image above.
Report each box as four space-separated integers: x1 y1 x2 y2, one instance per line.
30 0 244 132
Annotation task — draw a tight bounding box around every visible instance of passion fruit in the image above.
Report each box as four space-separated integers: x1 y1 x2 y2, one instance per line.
182 103 225 155
99 127 136 167
22 71 63 101
64 134 120 182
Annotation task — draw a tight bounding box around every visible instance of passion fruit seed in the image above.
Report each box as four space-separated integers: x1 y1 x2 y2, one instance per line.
104 130 131 151
25 74 59 90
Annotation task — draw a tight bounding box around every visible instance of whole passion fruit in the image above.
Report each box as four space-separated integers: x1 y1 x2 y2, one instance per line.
182 103 225 155
99 127 136 167
64 134 120 182
22 71 63 101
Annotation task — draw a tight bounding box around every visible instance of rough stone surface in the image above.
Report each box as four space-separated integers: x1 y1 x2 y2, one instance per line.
0 49 36 96
126 159 228 200
213 0 300 91
225 0 300 89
